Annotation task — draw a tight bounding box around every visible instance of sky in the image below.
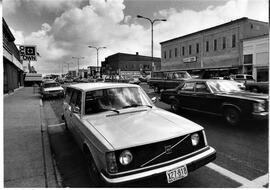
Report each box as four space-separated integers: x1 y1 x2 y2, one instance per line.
3 0 269 75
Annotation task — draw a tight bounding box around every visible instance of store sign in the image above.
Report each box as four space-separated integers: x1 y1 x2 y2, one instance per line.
19 45 37 61
183 56 197 63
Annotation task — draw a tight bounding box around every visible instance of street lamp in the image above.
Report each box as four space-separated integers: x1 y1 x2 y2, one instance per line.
137 15 166 71
72 56 84 77
63 62 73 75
88 46 106 77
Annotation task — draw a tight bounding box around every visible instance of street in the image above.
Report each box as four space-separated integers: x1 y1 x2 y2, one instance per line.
42 83 268 188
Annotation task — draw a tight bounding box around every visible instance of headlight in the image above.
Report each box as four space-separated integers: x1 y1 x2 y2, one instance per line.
191 133 200 146
253 102 265 112
119 150 133 165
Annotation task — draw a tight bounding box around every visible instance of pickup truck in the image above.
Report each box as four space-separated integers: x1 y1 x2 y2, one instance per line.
148 71 192 93
245 81 269 93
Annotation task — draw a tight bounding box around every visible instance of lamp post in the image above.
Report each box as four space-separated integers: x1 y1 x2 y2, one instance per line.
63 62 73 76
88 46 106 77
72 56 84 77
137 15 166 72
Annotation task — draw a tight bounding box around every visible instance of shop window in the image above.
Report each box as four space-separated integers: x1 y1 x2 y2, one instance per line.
244 54 253 64
206 41 209 52
196 43 199 54
214 39 217 51
232 34 236 48
189 45 192 55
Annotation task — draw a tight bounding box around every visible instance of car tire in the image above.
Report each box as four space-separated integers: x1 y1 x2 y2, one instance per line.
224 107 240 126
171 99 181 113
84 150 105 187
154 86 160 93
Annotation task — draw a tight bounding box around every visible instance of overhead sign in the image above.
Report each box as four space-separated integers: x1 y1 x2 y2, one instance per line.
19 45 37 61
183 56 197 63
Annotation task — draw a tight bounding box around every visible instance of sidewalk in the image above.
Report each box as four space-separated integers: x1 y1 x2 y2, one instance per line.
4 87 58 187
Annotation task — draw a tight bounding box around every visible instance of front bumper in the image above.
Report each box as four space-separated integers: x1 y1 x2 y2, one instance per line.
101 146 216 184
252 112 268 120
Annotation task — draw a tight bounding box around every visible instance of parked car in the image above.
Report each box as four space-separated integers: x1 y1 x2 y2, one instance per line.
126 75 141 85
62 83 216 186
245 81 269 93
232 74 255 83
148 71 192 93
41 80 64 99
160 79 268 126
104 75 129 83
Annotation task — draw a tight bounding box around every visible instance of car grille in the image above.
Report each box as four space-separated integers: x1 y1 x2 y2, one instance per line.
115 130 206 173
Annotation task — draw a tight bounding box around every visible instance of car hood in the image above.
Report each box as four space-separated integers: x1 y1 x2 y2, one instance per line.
44 86 63 91
217 91 268 101
84 108 203 150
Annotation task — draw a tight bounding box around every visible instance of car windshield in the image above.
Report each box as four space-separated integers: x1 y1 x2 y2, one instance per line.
43 83 60 88
207 80 243 93
174 72 192 79
85 87 152 115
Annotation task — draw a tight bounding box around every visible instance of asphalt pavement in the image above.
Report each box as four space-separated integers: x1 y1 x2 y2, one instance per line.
4 87 59 187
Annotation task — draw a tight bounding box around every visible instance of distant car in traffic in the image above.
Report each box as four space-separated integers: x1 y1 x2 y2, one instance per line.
41 80 64 99
160 79 268 126
245 81 269 93
233 74 255 83
62 83 216 186
104 75 129 83
126 75 141 85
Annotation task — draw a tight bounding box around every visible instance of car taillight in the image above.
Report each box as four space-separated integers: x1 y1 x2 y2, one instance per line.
106 152 118 173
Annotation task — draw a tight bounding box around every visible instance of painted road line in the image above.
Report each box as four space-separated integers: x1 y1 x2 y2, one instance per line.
240 173 269 188
48 123 65 128
206 163 263 187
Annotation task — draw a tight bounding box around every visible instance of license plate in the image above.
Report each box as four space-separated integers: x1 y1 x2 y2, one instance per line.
166 165 188 183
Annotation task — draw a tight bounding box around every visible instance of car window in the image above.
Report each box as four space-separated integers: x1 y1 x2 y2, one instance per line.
70 90 82 112
235 75 244 79
181 82 195 92
195 83 209 93
43 82 60 88
65 87 73 104
85 87 152 115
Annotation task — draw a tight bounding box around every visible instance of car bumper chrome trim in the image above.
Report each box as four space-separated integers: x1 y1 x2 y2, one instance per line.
252 112 268 119
100 146 216 184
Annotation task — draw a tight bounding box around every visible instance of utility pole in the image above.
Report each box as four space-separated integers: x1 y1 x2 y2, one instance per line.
137 15 166 72
72 56 84 77
88 46 106 77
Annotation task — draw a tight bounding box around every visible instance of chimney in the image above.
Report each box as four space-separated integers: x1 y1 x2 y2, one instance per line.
136 52 139 55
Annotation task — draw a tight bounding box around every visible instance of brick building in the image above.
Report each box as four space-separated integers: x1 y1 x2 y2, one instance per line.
160 17 268 78
101 52 161 77
3 18 24 93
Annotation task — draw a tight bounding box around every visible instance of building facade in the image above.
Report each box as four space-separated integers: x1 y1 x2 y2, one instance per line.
243 34 269 81
3 18 24 93
101 52 161 76
160 17 268 78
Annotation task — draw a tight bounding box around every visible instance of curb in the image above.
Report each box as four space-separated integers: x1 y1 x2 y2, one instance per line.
40 99 63 187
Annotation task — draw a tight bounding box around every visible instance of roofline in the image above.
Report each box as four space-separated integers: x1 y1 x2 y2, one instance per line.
2 18 15 41
241 34 269 41
106 52 161 59
160 17 268 44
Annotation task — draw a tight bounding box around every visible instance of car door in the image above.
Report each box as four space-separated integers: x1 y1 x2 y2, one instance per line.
69 89 84 145
176 81 197 109
194 82 221 114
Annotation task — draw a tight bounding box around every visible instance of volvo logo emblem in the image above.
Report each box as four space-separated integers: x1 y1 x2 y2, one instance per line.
165 145 172 154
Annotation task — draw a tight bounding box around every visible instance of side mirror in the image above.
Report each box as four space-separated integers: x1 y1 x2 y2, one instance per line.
72 106 80 114
151 97 157 103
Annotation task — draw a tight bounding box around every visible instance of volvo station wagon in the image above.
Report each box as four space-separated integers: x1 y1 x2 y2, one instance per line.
62 82 216 186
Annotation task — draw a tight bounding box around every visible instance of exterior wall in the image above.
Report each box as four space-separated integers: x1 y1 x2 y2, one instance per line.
243 35 269 81
160 18 268 76
3 18 24 93
102 53 161 76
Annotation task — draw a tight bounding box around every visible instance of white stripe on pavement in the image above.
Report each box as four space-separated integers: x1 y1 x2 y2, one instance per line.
206 163 267 187
240 173 269 188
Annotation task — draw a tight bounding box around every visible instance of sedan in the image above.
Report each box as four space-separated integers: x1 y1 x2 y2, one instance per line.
41 80 64 99
62 83 216 186
160 79 268 126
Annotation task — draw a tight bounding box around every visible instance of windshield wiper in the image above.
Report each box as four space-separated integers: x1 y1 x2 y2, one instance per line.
100 108 120 114
122 104 152 109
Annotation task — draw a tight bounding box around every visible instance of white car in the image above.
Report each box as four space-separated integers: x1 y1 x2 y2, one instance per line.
62 82 216 186
41 81 64 99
